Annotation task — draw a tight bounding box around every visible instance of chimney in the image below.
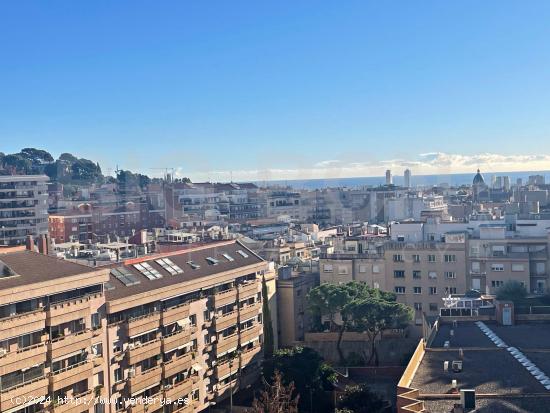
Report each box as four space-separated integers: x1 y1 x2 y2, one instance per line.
26 235 34 251
37 234 48 255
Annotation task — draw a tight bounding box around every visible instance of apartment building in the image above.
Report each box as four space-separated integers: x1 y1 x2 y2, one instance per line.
0 240 271 413
48 203 165 244
319 233 467 323
0 175 49 246
276 268 317 347
0 249 109 413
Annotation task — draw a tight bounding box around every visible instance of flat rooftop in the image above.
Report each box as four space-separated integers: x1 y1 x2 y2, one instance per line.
409 321 550 413
0 250 99 289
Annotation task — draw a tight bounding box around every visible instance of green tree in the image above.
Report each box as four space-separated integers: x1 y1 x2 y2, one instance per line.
263 347 335 412
2 154 32 174
261 275 275 358
308 282 412 366
20 148 54 165
336 384 386 413
496 280 528 302
249 371 299 413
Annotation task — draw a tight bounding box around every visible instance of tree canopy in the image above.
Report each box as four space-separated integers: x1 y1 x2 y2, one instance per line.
307 281 413 365
336 384 387 413
262 347 335 412
496 280 528 302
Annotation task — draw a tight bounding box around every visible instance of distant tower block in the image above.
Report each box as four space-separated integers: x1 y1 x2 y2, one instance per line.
404 169 411 188
385 169 393 185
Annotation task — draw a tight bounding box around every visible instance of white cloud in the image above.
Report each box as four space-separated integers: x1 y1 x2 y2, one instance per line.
177 152 550 182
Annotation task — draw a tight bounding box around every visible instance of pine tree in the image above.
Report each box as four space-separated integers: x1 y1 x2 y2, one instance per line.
249 371 299 413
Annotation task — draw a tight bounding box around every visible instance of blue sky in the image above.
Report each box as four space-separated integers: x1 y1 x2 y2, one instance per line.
1 1 550 181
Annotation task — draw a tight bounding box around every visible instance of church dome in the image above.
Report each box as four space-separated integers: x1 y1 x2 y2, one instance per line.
473 169 485 185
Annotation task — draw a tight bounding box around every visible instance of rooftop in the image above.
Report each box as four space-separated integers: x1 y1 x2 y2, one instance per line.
105 240 264 301
407 321 550 413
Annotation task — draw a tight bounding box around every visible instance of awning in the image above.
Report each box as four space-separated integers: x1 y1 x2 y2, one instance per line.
52 349 84 363
176 318 190 328
129 328 158 339
240 338 259 347
131 382 158 397
216 346 237 357
240 315 257 324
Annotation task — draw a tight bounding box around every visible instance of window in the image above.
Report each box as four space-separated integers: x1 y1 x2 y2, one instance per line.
91 313 101 329
394 286 405 294
429 303 438 312
445 271 456 279
323 264 333 273
372 265 380 273
444 254 456 263
412 254 420 263
338 266 348 275
203 310 211 321
413 270 421 279
429 287 437 295
222 253 235 262
187 261 201 270
445 287 457 294
413 287 422 294
471 261 480 273
114 368 123 383
491 263 504 272
394 270 405 278
393 254 404 262
512 263 525 272
206 257 219 265
428 255 436 263
414 303 422 310
491 280 504 288
428 271 437 279
359 265 367 273
189 314 197 327
237 250 249 258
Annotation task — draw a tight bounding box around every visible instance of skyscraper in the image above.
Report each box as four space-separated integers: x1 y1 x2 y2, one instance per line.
385 169 392 185
404 169 411 188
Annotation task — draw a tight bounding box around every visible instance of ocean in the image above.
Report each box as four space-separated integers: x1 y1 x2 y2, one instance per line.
255 171 550 190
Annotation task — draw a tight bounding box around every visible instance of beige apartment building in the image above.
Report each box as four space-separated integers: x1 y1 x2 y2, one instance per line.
320 237 467 324
0 240 271 413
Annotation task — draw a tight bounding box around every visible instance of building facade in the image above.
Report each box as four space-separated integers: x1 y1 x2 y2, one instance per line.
0 240 271 413
0 175 49 246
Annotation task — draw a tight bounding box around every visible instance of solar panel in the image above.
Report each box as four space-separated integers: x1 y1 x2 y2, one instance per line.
155 258 184 275
141 262 162 278
133 263 158 280
110 267 141 286
222 253 234 262
104 282 116 291
237 250 249 258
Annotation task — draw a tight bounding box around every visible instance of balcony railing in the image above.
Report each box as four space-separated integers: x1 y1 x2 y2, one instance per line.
48 330 93 360
162 303 190 326
0 342 47 376
163 353 193 379
0 376 49 412
51 361 93 391
212 288 237 307
0 309 46 341
239 302 260 322
127 338 162 365
162 329 191 354
47 294 99 326
128 365 162 395
164 378 192 404
127 312 161 337
214 311 238 332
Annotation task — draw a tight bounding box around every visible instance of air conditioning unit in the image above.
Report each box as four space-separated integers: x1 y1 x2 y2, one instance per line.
128 343 135 350
128 368 136 378
163 384 173 390
452 360 463 373
0 348 7 357
135 341 142 347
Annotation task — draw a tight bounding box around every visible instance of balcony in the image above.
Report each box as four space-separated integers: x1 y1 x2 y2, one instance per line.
128 339 162 365
128 392 164 413
240 325 261 345
128 365 162 395
212 288 237 307
0 377 49 412
162 303 190 326
164 378 192 404
213 311 238 332
127 312 161 337
0 342 47 376
162 329 192 354
238 280 258 300
214 359 234 379
240 346 262 366
0 309 46 341
163 353 193 378
239 302 260 322
47 295 99 326
215 333 239 355
52 390 95 413
51 361 93 391
48 330 93 360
